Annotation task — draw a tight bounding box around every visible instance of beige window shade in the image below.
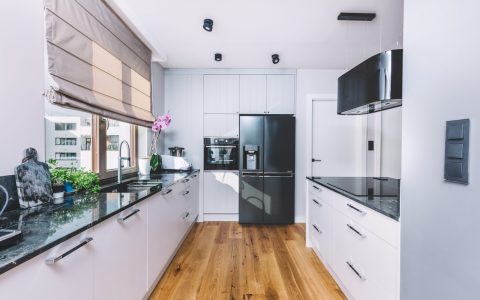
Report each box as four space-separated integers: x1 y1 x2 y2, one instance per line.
45 0 154 127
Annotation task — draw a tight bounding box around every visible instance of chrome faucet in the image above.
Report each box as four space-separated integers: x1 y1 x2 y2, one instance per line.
118 140 131 183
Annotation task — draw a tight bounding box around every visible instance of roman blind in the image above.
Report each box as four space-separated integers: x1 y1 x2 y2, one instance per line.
44 0 154 127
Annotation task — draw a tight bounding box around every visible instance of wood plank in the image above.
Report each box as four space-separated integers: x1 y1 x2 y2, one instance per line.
149 222 346 300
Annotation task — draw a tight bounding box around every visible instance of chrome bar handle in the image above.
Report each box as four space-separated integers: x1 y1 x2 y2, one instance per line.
312 224 322 234
312 199 322 206
346 261 366 281
347 203 367 216
162 188 173 195
45 237 93 265
118 209 140 222
182 178 190 183
347 224 367 239
313 185 321 191
182 190 190 196
182 212 190 220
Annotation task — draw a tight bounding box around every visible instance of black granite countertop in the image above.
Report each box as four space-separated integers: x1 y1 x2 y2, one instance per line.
306 177 400 221
0 169 199 275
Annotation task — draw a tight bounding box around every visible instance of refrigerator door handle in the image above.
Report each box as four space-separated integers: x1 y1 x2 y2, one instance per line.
241 172 263 177
263 172 294 178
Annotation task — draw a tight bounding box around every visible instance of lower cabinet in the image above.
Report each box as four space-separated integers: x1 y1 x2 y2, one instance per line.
0 229 94 300
203 171 239 214
0 173 200 300
93 200 148 300
307 181 400 300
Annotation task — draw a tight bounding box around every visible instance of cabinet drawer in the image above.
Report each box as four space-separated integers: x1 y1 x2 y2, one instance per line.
334 212 399 300
334 195 400 248
308 181 334 207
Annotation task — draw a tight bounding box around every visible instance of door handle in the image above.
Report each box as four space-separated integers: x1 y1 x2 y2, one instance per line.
118 209 140 222
347 203 367 216
346 261 366 281
347 224 367 239
312 159 322 162
45 237 93 265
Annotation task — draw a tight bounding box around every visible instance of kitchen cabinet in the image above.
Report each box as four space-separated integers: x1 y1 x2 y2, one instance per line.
266 75 295 114
307 180 400 300
239 75 267 114
0 229 94 300
93 200 148 300
204 114 239 137
204 75 240 113
203 171 239 214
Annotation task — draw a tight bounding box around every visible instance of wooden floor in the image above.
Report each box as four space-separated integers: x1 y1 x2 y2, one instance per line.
150 222 346 300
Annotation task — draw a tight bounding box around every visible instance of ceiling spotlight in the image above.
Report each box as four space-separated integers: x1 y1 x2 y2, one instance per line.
215 53 222 61
203 19 213 32
272 54 280 64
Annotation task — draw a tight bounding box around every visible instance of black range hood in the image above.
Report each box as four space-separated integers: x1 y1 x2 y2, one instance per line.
337 49 403 115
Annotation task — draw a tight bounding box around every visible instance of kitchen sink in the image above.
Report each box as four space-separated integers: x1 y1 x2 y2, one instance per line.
101 180 162 193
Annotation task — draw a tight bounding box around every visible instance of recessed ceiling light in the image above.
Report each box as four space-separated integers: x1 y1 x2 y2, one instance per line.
203 19 213 32
215 53 222 61
272 54 280 64
337 12 376 21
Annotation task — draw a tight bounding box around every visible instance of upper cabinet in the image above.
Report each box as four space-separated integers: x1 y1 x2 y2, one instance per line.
204 75 240 113
239 75 267 114
266 75 296 114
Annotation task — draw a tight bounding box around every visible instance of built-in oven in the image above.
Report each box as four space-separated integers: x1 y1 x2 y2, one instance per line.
204 138 239 171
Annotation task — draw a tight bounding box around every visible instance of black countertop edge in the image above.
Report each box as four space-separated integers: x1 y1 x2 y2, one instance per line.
0 169 199 276
306 177 400 221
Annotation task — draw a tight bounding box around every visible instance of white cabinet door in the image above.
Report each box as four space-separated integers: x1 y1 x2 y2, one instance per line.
266 75 295 114
93 201 148 300
203 171 239 214
0 229 94 300
204 75 239 113
239 75 267 114
204 114 239 137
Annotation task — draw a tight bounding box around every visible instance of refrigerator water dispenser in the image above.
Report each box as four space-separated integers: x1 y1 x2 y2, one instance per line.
244 145 259 170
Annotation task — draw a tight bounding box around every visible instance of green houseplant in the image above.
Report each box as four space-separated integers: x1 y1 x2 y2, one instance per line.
48 159 100 195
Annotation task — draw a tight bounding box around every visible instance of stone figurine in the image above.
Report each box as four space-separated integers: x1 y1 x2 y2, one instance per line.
14 148 53 208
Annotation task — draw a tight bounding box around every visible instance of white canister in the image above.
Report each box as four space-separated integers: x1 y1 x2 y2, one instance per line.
138 158 151 176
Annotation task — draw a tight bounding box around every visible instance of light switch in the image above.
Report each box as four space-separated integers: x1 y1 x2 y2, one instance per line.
444 119 470 184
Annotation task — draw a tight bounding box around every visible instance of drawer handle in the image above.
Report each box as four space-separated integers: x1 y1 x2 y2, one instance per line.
313 185 321 191
182 178 190 183
182 190 190 196
45 237 93 265
191 174 198 178
162 188 173 195
118 208 140 222
312 199 322 206
347 203 366 216
347 224 367 239
346 261 366 281
312 224 322 234
183 212 190 220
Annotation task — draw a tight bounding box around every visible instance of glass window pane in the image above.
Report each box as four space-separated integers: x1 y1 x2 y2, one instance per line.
105 118 132 170
45 102 93 171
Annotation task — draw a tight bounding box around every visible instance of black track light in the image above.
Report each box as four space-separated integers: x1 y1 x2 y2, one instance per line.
203 19 213 32
215 53 222 61
272 54 280 64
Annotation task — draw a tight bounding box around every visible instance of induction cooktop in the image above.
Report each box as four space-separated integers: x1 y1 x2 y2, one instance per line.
315 177 400 197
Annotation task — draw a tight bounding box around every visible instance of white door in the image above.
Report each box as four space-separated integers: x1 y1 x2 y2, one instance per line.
239 75 267 114
204 75 240 113
0 229 94 300
93 200 148 300
266 75 295 114
203 171 239 214
312 100 365 176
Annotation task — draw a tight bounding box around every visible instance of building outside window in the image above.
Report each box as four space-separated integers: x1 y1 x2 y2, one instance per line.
55 137 77 146
81 136 92 151
55 152 77 160
107 135 119 151
54 122 77 131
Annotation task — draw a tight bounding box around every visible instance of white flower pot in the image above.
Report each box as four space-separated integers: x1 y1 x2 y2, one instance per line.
138 158 151 176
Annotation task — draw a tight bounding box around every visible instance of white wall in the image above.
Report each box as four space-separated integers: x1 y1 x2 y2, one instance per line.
0 1 45 175
295 69 345 222
401 1 480 299
381 108 402 178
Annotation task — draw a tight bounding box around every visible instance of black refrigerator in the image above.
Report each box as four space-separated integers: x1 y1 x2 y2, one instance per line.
239 115 295 224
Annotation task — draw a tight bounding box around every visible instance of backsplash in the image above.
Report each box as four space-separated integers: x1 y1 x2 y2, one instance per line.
0 175 20 212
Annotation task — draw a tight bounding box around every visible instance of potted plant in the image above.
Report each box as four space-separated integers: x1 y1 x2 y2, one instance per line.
70 169 100 194
48 159 67 200
150 113 172 173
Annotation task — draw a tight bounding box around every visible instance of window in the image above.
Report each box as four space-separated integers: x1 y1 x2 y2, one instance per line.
45 102 148 179
55 137 77 146
54 122 77 131
55 152 77 160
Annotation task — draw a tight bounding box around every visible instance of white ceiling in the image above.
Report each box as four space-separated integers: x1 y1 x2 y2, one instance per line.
109 0 403 70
